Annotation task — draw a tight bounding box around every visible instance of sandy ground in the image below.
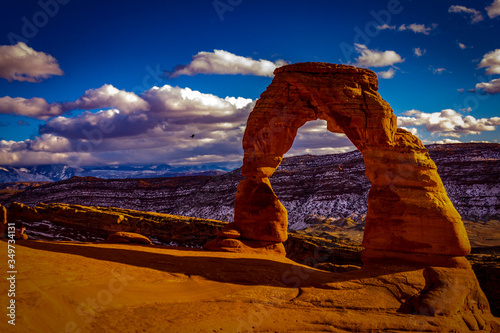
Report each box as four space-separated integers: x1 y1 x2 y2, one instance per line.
1 240 498 332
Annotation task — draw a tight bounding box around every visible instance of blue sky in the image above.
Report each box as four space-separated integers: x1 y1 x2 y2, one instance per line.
0 0 499 166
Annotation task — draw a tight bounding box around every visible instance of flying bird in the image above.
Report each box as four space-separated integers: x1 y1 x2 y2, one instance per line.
190 134 195 138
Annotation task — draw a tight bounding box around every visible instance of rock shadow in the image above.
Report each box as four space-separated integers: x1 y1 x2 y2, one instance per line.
15 240 426 289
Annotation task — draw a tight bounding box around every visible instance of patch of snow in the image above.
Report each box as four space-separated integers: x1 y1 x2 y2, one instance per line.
289 221 312 231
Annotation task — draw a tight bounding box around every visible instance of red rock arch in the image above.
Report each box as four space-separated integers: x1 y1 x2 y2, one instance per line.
207 63 470 267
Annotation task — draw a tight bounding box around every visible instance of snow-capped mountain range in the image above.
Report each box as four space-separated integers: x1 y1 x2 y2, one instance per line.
0 162 240 183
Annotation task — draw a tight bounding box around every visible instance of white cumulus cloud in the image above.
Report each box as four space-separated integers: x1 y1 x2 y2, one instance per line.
353 44 404 68
0 85 149 120
30 134 72 152
141 84 251 117
476 78 500 94
448 5 484 23
487 0 500 18
397 109 500 137
478 49 500 75
399 127 419 137
376 24 396 30
31 84 256 166
431 138 462 144
377 68 396 79
285 120 354 157
0 96 63 120
65 84 149 114
0 134 82 166
398 23 437 35
168 49 288 78
413 48 426 57
0 42 63 82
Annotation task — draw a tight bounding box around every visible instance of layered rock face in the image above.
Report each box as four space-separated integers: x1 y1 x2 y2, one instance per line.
4 202 362 266
210 62 471 268
6 202 226 247
3 143 499 228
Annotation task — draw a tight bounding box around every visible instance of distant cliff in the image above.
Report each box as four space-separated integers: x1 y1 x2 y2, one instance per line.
3 143 499 228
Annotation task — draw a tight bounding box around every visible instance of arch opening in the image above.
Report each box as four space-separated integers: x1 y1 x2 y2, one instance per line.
282 119 354 158
273 119 361 232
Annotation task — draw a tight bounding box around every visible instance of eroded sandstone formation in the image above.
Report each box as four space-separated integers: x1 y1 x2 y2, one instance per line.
5 202 363 263
207 62 471 268
7 202 225 247
105 231 154 245
204 62 499 326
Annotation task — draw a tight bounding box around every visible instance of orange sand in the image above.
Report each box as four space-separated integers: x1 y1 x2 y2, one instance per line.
1 240 498 332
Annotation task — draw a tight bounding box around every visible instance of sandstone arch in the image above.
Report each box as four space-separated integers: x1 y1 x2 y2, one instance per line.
207 63 471 268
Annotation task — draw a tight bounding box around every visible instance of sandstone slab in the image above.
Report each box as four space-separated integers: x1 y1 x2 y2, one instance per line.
105 231 153 245
2 240 498 332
